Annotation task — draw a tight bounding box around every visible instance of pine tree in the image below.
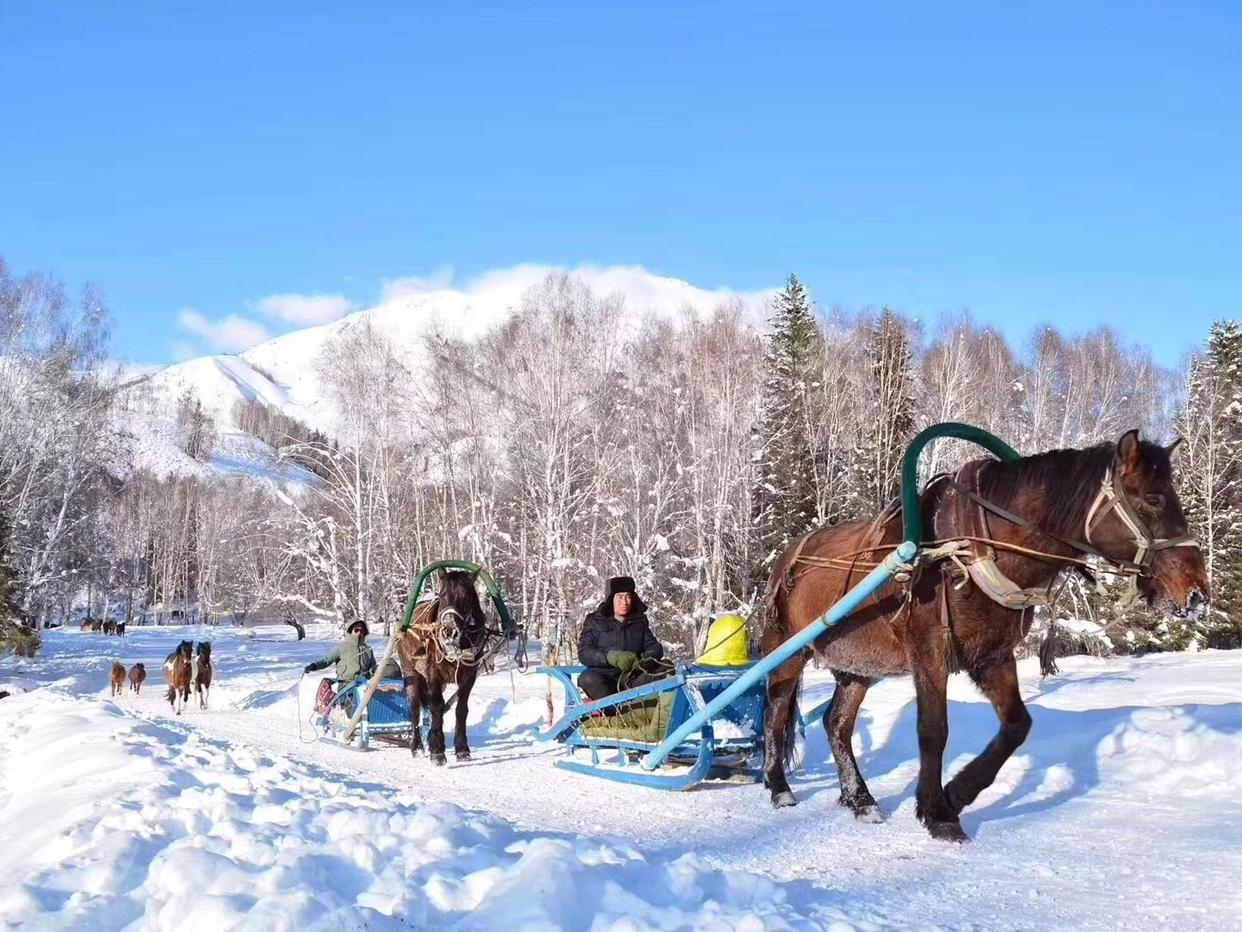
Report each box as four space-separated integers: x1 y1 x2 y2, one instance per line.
1176 320 1242 647
751 275 821 584
0 508 37 657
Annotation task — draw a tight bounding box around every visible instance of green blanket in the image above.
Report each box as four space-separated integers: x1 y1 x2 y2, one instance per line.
579 692 676 743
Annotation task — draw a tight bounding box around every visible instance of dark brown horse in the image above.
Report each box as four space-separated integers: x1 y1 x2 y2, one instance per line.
762 431 1209 842
129 663 146 694
194 642 213 710
110 662 126 696
164 640 193 714
395 570 490 765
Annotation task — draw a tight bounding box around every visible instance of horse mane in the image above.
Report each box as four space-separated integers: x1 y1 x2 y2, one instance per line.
975 439 1171 539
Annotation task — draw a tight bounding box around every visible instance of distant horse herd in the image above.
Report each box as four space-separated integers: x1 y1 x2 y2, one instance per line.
80 617 127 636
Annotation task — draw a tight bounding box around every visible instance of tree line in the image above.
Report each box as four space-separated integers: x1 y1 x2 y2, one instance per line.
1 258 1238 659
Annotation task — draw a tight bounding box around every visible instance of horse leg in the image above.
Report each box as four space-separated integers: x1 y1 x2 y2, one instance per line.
427 680 447 766
453 672 474 761
763 656 806 808
944 656 1031 816
911 657 967 842
406 675 425 757
825 671 881 821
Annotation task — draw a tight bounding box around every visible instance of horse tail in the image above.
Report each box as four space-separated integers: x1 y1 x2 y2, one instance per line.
782 670 802 769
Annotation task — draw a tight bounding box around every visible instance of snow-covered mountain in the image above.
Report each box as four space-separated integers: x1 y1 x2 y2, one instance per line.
115 267 773 484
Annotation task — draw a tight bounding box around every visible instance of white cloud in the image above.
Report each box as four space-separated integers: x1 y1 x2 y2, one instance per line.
253 292 358 326
177 308 272 353
378 267 457 304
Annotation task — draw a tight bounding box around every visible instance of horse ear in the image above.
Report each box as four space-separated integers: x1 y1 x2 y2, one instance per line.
1166 437 1184 461
1116 430 1143 473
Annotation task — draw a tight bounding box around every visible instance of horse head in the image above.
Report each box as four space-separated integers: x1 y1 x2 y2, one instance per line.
177 640 194 661
435 569 488 646
1086 431 1209 618
196 641 212 662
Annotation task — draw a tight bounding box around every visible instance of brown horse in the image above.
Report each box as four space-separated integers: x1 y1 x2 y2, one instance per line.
163 640 193 714
103 620 116 635
762 431 1209 842
395 570 490 765
115 621 127 637
80 618 93 632
194 642 213 710
110 662 126 696
129 663 146 694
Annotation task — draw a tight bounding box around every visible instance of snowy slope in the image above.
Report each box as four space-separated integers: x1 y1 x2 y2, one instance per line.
112 358 319 487
116 267 771 484
3 629 1241 930
240 267 770 433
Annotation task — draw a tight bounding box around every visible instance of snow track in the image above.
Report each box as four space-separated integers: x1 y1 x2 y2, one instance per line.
3 629 1241 930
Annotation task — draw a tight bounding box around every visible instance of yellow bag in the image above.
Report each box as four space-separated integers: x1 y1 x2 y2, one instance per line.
697 614 750 667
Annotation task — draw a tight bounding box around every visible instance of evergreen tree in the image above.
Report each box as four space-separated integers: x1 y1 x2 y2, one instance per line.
0 508 37 656
1176 320 1242 646
751 275 821 584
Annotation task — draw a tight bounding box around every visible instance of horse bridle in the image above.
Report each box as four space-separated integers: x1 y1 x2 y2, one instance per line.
1082 467 1200 576
433 606 488 664
952 459 1198 584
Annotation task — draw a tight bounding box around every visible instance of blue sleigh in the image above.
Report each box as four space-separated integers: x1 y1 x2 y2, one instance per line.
537 663 834 790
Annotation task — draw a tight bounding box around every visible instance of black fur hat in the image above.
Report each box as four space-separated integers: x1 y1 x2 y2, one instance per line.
596 576 647 617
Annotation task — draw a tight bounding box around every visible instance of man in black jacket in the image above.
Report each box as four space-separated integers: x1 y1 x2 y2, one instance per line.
576 576 667 701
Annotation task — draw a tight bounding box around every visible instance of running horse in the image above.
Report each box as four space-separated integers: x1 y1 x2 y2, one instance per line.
394 569 490 765
194 642 213 710
762 431 1209 842
163 640 193 715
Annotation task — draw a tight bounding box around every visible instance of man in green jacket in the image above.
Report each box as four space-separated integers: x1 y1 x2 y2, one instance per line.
304 620 399 682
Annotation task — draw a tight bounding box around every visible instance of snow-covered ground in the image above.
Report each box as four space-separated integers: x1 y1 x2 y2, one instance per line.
2 628 1241 931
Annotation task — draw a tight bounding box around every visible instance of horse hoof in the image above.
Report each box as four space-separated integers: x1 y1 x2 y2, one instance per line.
455 751 471 762
771 790 797 808
926 820 970 843
431 753 447 767
410 746 423 757
853 804 885 824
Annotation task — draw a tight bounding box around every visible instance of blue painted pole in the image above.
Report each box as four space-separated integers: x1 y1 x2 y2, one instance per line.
641 540 918 772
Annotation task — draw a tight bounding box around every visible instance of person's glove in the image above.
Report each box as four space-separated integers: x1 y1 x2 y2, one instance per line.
607 650 637 673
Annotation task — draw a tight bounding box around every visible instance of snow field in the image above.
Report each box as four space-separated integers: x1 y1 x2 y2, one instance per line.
2 628 1242 930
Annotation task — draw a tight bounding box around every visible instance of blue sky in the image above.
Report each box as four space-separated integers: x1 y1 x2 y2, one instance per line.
1 2 1238 366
